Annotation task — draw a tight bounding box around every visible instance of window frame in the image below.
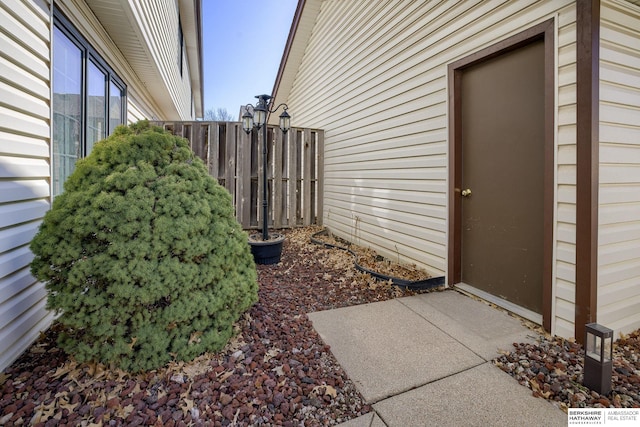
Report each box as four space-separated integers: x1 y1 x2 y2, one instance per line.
178 15 184 77
52 8 127 195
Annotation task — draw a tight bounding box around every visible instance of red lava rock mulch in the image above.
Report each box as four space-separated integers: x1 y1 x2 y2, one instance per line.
0 226 425 426
494 330 640 412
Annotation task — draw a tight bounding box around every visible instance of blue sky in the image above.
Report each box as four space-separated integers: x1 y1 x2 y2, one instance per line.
202 1 299 120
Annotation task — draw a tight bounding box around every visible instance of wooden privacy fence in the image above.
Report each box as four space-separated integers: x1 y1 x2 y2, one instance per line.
152 121 324 230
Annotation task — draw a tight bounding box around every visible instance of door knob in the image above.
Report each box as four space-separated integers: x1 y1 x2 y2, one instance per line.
461 189 472 197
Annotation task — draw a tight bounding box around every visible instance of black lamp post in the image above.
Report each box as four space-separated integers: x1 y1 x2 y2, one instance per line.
242 94 291 242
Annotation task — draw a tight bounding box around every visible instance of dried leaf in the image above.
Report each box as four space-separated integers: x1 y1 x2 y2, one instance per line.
263 348 281 363
86 361 107 380
52 361 78 379
31 400 57 424
181 398 195 413
217 371 233 382
0 372 8 387
312 385 338 398
189 331 203 345
130 383 142 396
529 378 541 392
60 401 79 412
115 404 135 418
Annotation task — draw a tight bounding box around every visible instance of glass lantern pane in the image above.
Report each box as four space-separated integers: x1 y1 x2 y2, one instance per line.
254 109 266 128
242 114 253 133
586 332 601 362
279 115 290 133
603 337 612 362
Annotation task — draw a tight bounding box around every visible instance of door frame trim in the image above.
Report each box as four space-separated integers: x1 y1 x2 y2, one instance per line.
575 0 600 343
447 19 555 332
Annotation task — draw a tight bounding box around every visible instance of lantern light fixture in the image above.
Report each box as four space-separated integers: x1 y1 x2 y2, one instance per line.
583 322 613 395
241 108 254 134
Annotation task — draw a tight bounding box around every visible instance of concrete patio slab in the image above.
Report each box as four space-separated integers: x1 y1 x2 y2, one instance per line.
337 412 386 427
373 362 566 427
308 298 484 403
398 291 538 361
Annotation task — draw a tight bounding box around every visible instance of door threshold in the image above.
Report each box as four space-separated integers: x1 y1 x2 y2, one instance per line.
455 283 543 325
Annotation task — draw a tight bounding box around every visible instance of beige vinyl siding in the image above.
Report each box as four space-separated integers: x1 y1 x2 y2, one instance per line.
597 0 640 335
127 97 152 124
554 3 578 339
0 0 55 371
129 0 194 119
57 0 189 121
287 1 574 290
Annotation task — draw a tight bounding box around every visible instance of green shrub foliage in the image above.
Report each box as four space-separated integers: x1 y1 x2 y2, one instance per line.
30 121 258 371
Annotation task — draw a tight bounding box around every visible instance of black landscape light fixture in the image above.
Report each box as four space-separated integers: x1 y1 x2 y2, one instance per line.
242 94 291 242
584 322 613 395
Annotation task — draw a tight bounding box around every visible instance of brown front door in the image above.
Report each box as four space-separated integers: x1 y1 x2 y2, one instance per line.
460 40 545 314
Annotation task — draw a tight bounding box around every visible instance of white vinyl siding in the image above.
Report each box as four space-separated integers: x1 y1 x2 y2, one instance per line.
0 0 55 371
287 0 576 336
597 0 640 336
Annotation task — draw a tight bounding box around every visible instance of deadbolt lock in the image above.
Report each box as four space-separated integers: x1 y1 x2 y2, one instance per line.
461 189 472 197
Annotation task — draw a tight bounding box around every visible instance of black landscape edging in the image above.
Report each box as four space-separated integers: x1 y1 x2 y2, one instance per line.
310 229 445 291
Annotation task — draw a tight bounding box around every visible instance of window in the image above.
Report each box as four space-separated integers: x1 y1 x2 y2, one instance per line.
52 26 82 197
109 80 124 134
52 10 126 196
86 60 106 153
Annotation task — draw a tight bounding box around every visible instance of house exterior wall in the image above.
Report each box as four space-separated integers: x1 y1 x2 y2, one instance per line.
597 0 640 336
0 0 56 371
285 0 577 337
0 0 202 371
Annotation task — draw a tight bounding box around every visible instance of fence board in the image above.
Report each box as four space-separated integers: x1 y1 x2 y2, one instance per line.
317 130 325 226
225 124 236 197
274 130 284 227
303 128 312 226
237 127 251 227
152 121 323 229
290 130 299 226
209 123 219 179
256 129 265 227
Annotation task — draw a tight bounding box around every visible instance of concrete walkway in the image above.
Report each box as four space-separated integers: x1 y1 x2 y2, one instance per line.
308 290 567 427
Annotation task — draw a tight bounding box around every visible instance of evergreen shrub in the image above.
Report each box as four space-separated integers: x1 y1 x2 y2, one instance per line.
30 121 258 371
